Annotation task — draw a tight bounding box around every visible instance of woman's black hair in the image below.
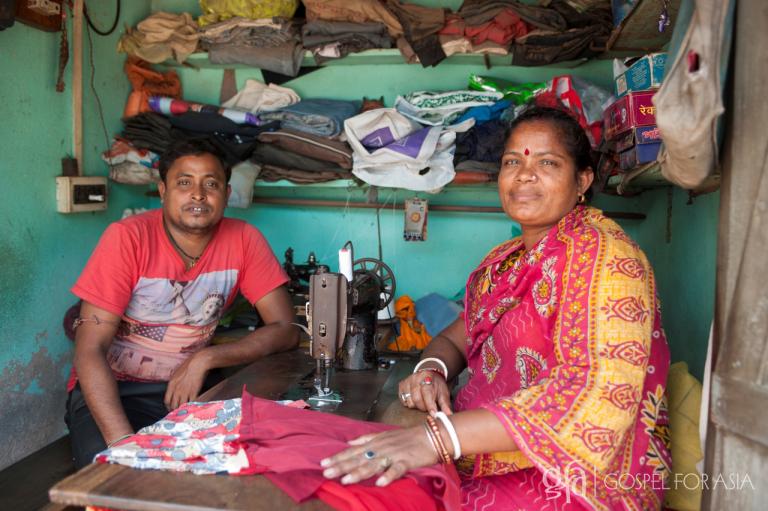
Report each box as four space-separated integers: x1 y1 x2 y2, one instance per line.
505 106 595 174
158 139 232 183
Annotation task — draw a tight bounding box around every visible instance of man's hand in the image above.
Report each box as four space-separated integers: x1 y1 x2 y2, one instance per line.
164 351 210 410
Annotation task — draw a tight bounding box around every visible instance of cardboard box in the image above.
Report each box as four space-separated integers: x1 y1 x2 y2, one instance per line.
615 53 667 97
619 141 661 170
615 125 662 153
603 91 656 140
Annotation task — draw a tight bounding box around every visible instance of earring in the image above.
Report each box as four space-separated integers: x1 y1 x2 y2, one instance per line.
578 193 586 204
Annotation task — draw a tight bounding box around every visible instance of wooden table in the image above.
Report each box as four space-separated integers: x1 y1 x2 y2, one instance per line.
48 349 424 511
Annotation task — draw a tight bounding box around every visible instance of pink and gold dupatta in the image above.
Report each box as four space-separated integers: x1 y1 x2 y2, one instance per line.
454 206 671 511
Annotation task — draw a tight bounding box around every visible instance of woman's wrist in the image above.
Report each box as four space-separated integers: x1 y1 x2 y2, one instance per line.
435 411 462 460
413 357 448 379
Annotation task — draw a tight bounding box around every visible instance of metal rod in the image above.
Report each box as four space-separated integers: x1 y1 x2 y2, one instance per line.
253 197 505 213
250 197 646 220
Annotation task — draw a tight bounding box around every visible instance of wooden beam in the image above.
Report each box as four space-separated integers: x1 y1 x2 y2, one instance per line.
72 0 82 175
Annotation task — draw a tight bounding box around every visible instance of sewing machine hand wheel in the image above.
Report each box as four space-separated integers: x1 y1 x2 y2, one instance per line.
353 257 396 309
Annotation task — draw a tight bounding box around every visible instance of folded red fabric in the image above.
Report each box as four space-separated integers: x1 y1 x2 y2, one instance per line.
238 391 461 511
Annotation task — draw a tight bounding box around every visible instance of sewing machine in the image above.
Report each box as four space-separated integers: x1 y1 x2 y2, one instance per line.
306 241 395 406
283 247 324 296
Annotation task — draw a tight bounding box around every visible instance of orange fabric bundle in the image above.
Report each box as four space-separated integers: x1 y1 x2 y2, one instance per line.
388 295 431 351
123 57 182 118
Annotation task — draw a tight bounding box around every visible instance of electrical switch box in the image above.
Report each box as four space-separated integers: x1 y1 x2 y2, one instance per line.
56 176 108 213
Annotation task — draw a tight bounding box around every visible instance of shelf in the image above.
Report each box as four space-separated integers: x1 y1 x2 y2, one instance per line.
251 178 498 191
165 49 595 71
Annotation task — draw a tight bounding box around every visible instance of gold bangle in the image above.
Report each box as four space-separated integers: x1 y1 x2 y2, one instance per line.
423 422 441 461
425 416 452 465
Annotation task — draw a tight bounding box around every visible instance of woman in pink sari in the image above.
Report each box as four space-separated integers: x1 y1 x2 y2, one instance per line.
322 107 671 511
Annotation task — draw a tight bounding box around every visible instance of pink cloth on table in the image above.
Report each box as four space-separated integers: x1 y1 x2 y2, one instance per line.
238 391 461 511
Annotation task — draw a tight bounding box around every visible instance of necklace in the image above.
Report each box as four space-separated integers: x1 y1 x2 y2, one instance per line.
163 220 202 268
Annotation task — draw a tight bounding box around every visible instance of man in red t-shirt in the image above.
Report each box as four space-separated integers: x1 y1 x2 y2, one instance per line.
66 139 298 468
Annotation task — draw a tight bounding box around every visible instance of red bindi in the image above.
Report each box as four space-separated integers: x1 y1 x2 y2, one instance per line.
524 148 530 156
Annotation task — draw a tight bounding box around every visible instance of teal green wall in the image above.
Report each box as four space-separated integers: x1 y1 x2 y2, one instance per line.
159 53 716 380
0 2 151 469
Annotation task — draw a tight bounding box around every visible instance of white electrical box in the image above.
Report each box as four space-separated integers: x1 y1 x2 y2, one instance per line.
56 176 109 213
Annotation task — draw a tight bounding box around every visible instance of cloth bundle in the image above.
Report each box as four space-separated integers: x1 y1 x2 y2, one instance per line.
117 12 200 64
123 57 182 118
257 129 353 169
121 111 277 165
102 138 160 185
96 398 248 474
394 90 504 127
260 99 359 138
302 0 403 38
344 108 459 192
148 96 265 126
222 79 300 113
200 17 304 77
198 0 299 26
302 20 393 62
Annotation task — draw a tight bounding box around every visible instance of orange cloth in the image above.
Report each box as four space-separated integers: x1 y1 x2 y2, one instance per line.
123 57 182 118
388 296 431 351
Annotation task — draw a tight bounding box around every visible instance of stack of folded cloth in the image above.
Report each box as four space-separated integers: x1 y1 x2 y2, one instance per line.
253 128 355 184
121 111 278 166
301 20 393 63
200 17 304 77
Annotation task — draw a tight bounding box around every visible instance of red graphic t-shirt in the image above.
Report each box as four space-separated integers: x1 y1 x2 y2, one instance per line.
69 209 288 390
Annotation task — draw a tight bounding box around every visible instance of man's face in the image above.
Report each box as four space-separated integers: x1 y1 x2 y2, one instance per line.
158 153 230 234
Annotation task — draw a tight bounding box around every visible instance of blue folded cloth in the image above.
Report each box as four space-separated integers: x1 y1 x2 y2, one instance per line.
261 99 360 137
415 293 463 337
455 99 513 125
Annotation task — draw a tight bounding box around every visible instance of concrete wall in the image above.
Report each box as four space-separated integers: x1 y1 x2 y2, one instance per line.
0 2 151 469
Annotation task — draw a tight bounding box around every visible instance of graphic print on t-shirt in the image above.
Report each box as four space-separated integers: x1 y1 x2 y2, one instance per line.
108 269 238 382
125 270 237 325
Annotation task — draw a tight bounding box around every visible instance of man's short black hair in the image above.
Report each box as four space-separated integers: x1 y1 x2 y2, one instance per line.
158 139 232 183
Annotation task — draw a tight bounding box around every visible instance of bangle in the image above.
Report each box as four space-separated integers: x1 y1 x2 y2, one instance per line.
435 412 461 460
423 422 441 462
414 357 448 380
107 433 133 448
425 416 452 465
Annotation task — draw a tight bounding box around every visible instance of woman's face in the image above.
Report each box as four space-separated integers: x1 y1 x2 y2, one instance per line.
498 120 593 233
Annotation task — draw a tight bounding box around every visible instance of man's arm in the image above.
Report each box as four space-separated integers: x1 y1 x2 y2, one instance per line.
165 285 299 409
73 301 134 445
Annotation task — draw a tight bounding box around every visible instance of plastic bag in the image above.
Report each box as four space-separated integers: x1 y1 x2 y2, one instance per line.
198 0 299 26
468 73 546 106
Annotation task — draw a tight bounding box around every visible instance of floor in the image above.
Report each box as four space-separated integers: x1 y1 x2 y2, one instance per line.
0 436 75 510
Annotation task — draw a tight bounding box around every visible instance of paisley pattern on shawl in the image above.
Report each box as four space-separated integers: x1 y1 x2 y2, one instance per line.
454 206 671 511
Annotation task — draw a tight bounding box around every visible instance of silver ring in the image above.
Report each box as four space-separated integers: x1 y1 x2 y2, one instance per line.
364 450 376 460
400 392 411 402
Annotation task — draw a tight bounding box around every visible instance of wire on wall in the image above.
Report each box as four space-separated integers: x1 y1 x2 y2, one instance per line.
83 0 120 36
85 19 113 172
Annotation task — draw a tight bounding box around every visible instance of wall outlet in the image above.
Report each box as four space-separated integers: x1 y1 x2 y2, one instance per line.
56 176 108 213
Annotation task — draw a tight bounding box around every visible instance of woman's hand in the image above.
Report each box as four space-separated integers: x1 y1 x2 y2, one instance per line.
320 426 438 487
398 370 452 416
